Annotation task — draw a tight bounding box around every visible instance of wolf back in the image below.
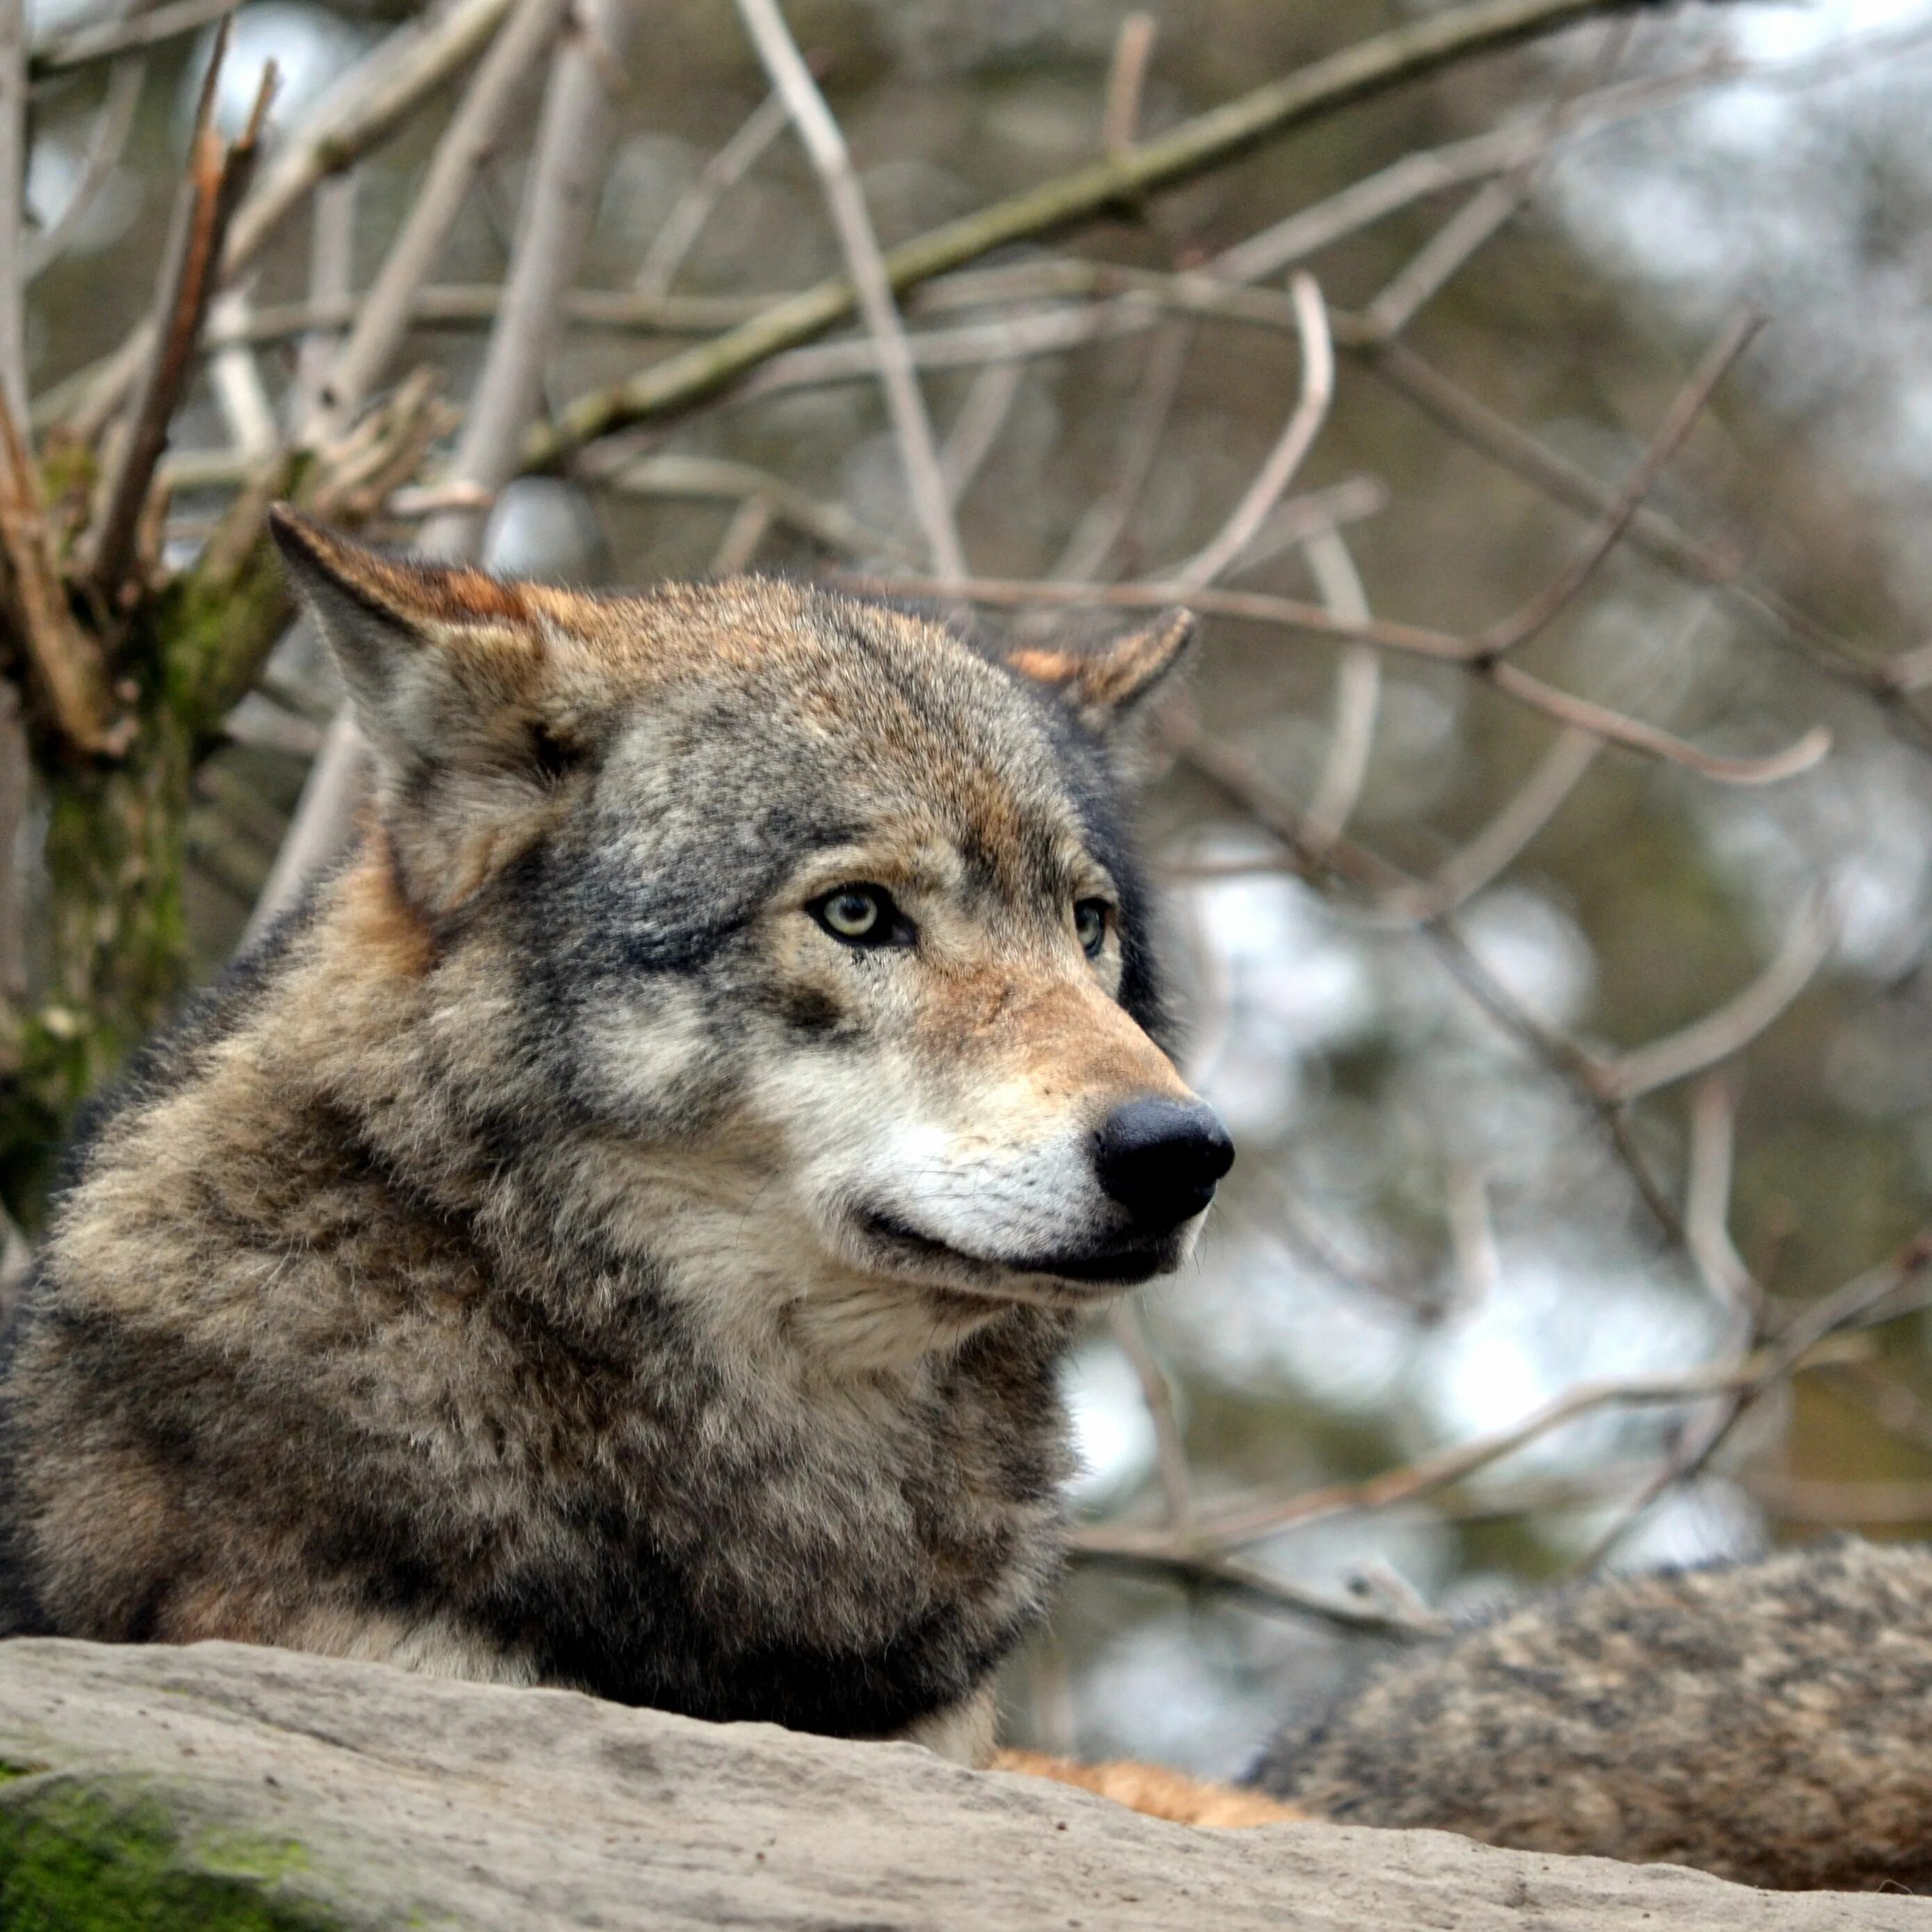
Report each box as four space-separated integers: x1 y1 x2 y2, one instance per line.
0 511 1229 1754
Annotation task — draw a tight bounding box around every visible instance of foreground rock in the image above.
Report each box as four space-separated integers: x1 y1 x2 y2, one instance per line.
0 1639 1916 1930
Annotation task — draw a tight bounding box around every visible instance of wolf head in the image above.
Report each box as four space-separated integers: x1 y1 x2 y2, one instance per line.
270 507 1231 1346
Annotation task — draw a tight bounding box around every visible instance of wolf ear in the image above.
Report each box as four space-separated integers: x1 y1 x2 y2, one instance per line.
1003 609 1197 735
268 503 557 777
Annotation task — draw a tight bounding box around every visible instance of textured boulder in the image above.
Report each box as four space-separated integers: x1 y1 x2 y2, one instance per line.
0 1638 1917 1930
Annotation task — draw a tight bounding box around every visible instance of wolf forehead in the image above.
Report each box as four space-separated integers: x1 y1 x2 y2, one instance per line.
272 507 1165 899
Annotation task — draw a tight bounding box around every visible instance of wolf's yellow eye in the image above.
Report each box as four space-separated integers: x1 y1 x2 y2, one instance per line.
1074 898 1111 958
812 886 906 947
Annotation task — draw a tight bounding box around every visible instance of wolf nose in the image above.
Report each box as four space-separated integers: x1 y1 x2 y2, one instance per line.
1093 1098 1234 1234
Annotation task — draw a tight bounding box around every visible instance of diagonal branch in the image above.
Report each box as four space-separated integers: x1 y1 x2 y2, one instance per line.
635 92 789 297
81 33 275 611
530 0 1701 464
734 0 965 581
1473 306 1765 660
0 385 118 754
1172 274 1332 592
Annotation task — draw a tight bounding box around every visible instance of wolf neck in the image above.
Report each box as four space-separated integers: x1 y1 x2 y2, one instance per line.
286 844 1063 1389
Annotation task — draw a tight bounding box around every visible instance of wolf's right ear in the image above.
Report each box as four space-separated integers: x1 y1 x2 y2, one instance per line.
1002 609 1197 738
269 503 554 777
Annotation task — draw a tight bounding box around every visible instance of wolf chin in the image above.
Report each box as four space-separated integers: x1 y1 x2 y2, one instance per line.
0 507 1231 1764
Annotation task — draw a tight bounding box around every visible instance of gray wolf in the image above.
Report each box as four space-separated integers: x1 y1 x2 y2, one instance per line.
1253 1537 1932 1890
0 505 1230 1764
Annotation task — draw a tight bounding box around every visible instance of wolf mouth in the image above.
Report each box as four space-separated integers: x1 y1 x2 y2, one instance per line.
858 1210 1172 1290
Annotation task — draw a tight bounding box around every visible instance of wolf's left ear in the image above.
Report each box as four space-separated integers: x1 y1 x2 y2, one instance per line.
268 502 555 778
1002 609 1197 737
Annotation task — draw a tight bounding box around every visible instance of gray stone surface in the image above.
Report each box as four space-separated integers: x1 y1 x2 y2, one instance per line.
0 1636 1919 1929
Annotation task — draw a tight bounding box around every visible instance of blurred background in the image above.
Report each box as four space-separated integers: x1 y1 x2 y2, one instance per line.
10 0 1932 1783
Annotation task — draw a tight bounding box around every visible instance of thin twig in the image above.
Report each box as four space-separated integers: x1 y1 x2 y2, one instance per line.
1475 306 1766 658
0 0 26 429
735 0 965 580
30 0 235 75
1378 726 1601 922
1107 1301 1193 1529
1088 1259 1932 1560
1299 525 1380 853
290 172 357 431
1684 1071 1757 1319
1591 894 1833 1104
24 54 146 284
1102 11 1158 159
939 360 1026 509
1172 273 1331 592
1072 1543 1446 1636
635 92 789 297
1052 322 1192 582
578 450 910 560
418 0 636 559
1582 1241 1932 1566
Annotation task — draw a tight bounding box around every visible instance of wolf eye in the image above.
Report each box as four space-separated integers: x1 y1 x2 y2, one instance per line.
812 885 906 947
1074 898 1111 958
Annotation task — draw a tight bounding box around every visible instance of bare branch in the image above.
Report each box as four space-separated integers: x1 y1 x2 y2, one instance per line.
0 388 117 753
939 360 1025 509
1380 726 1601 922
420 0 635 559
1365 176 1530 343
735 0 965 580
532 0 1686 464
1101 10 1158 159
31 0 235 75
1592 894 1834 1103
578 450 910 561
1482 659 1831 784
24 55 147 285
842 572 1833 788
82 31 274 610
1071 1541 1446 1636
289 172 357 431
1090 1250 1932 1559
635 92 789 297
253 0 635 935
1172 273 1331 592
1106 1301 1192 1529
0 0 26 429
1685 1071 1757 1318
1475 306 1765 658
1298 525 1380 853
46 0 522 440
306 0 572 445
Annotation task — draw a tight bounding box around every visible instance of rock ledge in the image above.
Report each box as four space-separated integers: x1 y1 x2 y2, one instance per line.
0 1638 1917 1929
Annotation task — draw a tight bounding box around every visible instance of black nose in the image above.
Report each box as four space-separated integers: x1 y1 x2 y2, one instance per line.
1092 1098 1234 1234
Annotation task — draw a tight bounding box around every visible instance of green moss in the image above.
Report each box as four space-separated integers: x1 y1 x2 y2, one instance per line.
0 1777 343 1931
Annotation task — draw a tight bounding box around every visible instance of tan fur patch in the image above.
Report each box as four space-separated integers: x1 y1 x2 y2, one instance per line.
993 1749 1304 1828
336 830 437 979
